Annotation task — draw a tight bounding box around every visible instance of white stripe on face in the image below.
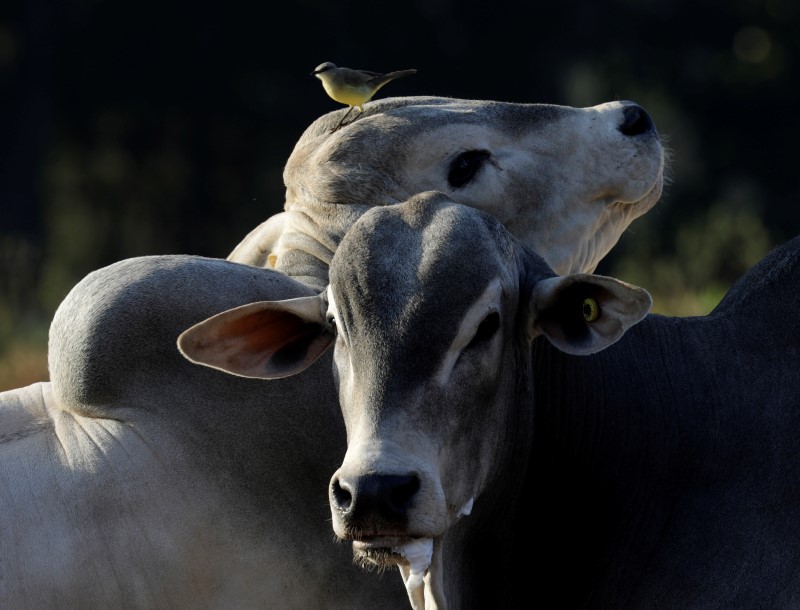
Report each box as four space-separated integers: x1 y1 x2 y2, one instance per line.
434 278 503 387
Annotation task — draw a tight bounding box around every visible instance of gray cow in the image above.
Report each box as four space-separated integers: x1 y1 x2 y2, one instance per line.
180 191 653 609
183 191 800 609
229 95 665 289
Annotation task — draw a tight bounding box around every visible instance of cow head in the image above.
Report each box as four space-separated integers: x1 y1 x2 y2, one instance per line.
179 192 652 609
231 96 666 290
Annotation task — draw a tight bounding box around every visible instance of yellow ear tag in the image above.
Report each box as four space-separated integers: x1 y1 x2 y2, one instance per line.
582 297 600 322
267 253 278 269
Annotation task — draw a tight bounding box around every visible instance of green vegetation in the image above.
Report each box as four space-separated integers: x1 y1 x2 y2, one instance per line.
607 199 772 316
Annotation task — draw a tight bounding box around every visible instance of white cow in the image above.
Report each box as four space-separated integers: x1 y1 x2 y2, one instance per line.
180 191 653 609
0 93 663 608
229 96 665 289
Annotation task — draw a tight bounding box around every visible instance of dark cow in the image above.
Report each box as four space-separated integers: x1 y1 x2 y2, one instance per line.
527 237 800 608
179 192 654 609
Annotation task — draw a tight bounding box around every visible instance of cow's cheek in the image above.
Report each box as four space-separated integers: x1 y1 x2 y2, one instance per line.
436 374 502 514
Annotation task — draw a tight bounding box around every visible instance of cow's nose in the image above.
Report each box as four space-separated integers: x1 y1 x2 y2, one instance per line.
618 103 655 136
331 473 420 521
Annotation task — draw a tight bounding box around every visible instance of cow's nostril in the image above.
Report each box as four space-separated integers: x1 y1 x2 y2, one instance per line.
358 474 419 517
336 473 421 521
619 104 655 136
387 476 420 513
331 478 353 512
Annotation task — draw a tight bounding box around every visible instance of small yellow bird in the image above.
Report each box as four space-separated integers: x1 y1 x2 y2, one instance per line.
312 62 418 130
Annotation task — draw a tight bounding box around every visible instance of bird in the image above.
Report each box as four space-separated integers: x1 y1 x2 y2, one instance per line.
311 62 418 130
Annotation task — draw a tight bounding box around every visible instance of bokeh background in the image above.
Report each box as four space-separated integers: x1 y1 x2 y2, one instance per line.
2 0 799 390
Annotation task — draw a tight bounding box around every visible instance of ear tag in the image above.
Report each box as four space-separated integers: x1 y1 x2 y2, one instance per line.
582 297 600 322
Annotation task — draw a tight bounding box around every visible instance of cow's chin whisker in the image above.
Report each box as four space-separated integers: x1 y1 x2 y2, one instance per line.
351 544 403 573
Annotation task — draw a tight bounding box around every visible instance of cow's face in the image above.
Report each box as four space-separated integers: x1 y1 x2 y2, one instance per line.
322 194 651 598
177 193 652 608
285 96 665 275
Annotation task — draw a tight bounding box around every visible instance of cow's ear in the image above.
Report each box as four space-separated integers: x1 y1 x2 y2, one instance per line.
177 296 333 379
527 274 652 355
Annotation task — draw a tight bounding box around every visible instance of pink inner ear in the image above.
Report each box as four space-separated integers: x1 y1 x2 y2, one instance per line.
179 298 332 379
222 308 310 356
207 306 331 378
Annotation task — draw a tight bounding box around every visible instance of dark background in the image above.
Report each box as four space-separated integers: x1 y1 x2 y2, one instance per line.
2 0 799 389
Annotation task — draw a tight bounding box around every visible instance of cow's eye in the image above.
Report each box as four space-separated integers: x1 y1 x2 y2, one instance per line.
448 150 491 188
467 312 500 349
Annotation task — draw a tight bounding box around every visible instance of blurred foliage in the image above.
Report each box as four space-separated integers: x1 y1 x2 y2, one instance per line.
2 0 800 390
602 190 772 316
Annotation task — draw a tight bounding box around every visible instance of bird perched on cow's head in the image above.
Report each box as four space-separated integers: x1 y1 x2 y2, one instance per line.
312 62 418 131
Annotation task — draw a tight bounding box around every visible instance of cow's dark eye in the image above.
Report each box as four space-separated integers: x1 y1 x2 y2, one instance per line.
467 312 500 349
448 150 491 188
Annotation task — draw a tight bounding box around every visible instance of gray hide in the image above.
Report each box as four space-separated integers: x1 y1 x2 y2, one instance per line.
229 96 665 290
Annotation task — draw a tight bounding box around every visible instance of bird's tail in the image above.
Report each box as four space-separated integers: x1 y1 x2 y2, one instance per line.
371 69 417 95
384 69 418 81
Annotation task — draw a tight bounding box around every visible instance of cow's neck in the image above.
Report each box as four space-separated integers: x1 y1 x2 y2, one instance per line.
528 318 714 602
275 202 373 291
528 294 800 606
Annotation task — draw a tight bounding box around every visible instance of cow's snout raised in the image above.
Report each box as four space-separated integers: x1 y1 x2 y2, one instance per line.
618 102 656 137
331 473 420 529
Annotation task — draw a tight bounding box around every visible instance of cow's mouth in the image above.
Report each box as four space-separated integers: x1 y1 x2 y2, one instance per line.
352 536 429 567
351 538 407 569
353 537 433 586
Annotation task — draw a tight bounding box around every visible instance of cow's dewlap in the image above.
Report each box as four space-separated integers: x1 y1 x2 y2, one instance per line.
395 538 433 590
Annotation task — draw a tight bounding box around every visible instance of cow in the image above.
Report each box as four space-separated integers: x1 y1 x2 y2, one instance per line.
229 95 665 290
179 191 654 609
181 191 800 609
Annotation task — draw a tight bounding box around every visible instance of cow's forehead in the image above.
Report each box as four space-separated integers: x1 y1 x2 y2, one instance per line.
329 195 521 335
354 97 571 131
294 96 571 155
